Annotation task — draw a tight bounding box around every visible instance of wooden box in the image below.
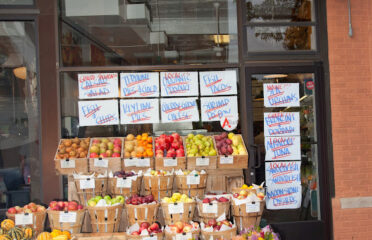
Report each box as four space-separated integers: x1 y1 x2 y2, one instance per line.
155 157 186 171
215 135 249 169
186 136 218 170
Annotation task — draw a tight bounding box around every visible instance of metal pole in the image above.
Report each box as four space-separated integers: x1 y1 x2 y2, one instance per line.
348 0 353 37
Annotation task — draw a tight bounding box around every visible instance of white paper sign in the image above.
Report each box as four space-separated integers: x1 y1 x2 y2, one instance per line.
265 161 301 186
120 99 159 124
163 158 178 167
160 98 199 123
120 72 159 98
196 157 209 166
79 179 95 189
124 158 137 167
201 96 238 122
199 70 237 96
116 178 132 188
202 203 218 214
265 136 301 161
175 233 192 240
59 212 77 223
137 158 150 167
264 112 300 137
266 184 302 209
220 156 234 164
94 158 108 168
143 236 158 240
160 72 198 97
168 203 184 214
78 73 119 99
264 83 300 108
15 213 33 225
60 159 76 169
187 175 200 185
246 202 260 213
78 100 119 126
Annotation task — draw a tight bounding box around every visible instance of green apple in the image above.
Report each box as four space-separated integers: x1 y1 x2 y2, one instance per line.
88 199 97 207
94 196 103 202
104 195 112 201
115 196 124 204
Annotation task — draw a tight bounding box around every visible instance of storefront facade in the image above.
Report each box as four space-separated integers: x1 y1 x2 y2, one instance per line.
4 0 368 239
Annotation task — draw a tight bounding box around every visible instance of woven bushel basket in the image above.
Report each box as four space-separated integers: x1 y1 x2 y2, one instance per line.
108 176 142 198
161 202 196 225
74 177 108 206
87 204 124 233
6 210 46 235
126 232 164 240
47 209 85 233
125 203 160 226
165 229 200 240
197 201 230 224
201 226 237 240
232 201 265 232
143 175 174 202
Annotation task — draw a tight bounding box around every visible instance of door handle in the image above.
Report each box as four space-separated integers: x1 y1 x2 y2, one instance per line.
250 144 262 169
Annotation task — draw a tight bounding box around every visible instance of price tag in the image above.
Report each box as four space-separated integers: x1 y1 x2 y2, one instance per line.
143 236 158 240
187 175 200 185
220 156 234 164
246 202 260 213
124 158 138 167
79 179 95 189
94 158 108 168
202 203 218 214
168 203 184 214
175 233 192 240
196 157 209 166
60 159 75 169
116 178 132 188
137 158 150 167
15 213 33 225
163 158 177 167
59 211 77 223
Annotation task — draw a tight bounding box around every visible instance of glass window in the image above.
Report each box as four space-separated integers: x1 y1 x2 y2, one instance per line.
0 0 33 5
59 0 238 66
0 21 40 209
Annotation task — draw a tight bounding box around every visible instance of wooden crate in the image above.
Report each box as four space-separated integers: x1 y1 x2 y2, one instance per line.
215 135 249 169
122 157 154 172
186 136 218 170
205 169 244 193
155 157 186 171
72 233 126 240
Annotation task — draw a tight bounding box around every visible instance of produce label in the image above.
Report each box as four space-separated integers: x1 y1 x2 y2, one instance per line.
264 112 300 137
94 158 108 168
60 159 75 169
78 100 119 126
160 98 199 123
186 175 200 185
120 99 159 124
79 179 95 189
168 203 184 214
265 136 301 161
137 158 150 167
200 96 238 122
202 203 218 214
78 73 119 99
264 83 300 108
124 158 137 167
163 158 178 167
246 202 260 213
15 213 33 225
199 70 237 96
175 233 192 240
116 178 132 188
143 236 158 240
160 72 198 97
59 212 77 223
265 161 301 186
220 156 234 164
196 158 209 166
120 72 159 98
266 184 302 209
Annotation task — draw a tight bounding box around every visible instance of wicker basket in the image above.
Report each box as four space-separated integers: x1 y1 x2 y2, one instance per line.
175 174 208 189
197 201 230 223
47 209 85 234
144 190 173 203
126 232 164 240
74 176 108 206
6 210 46 235
201 227 237 240
164 229 200 240
143 175 174 202
108 176 142 198
231 201 265 232
125 203 160 226
231 187 257 195
161 202 196 225
87 204 124 233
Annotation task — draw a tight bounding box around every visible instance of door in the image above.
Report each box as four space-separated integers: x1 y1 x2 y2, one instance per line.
246 64 331 240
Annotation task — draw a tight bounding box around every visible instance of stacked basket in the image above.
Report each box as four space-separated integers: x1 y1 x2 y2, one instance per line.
175 171 208 198
143 171 174 202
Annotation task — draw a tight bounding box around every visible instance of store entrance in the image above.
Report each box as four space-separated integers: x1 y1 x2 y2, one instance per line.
246 64 331 240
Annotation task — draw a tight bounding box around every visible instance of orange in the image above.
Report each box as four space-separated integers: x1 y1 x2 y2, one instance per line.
142 133 149 139
136 135 142 141
147 143 153 149
143 152 148 157
147 137 152 143
136 152 142 158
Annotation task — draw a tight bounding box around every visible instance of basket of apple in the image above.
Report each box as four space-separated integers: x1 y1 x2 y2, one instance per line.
143 169 174 202
164 221 200 240
126 222 163 240
175 170 208 198
54 137 90 175
108 170 142 198
161 193 196 225
88 137 123 174
125 195 160 226
185 134 218 170
197 196 230 223
86 195 124 233
200 219 237 240
6 203 47 235
123 133 154 171
73 173 108 206
231 183 265 196
47 201 85 234
154 133 186 170
214 132 248 169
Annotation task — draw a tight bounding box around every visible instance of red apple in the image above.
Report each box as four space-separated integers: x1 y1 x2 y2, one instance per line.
168 225 178 233
113 139 122 146
202 198 210 203
176 149 184 157
77 205 84 210
208 219 217 227
183 224 193 233
140 222 150 229
113 147 121 154
174 222 184 232
172 133 180 141
68 203 78 211
7 208 16 214
171 141 180 150
233 193 239 198
112 152 120 158
37 206 46 212
131 231 140 236
149 223 160 231
218 197 229 202
15 206 23 213
57 201 65 209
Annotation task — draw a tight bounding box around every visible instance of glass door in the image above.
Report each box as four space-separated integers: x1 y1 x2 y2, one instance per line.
246 64 330 240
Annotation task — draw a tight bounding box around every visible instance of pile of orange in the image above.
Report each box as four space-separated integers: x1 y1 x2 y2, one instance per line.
124 133 153 158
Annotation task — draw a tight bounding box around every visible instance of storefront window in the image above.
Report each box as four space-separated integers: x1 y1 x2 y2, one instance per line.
0 21 40 209
59 0 238 66
0 0 33 5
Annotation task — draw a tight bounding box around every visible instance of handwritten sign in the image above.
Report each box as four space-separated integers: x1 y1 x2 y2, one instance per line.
187 175 200 185
120 72 159 98
266 184 302 209
160 98 199 123
264 112 300 136
60 159 75 169
120 99 159 124
168 203 184 214
163 158 178 167
94 158 108 168
175 233 192 240
59 212 77 223
246 202 260 213
78 73 118 99
264 83 300 108
160 72 198 97
116 178 132 188
265 136 301 161
199 70 237 96
265 161 301 186
15 214 33 225
79 179 95 189
78 100 119 126
202 203 218 214
196 158 209 166
220 156 234 164
200 96 238 122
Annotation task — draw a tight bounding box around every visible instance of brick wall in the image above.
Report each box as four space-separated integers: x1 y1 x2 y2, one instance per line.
327 0 372 239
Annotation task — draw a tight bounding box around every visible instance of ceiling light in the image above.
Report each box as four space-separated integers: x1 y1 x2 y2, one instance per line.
213 35 230 44
263 74 288 79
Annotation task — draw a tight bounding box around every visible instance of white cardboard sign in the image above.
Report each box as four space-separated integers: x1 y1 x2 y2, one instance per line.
266 184 302 209
220 156 234 164
199 70 237 96
202 203 218 214
160 72 198 97
186 175 200 185
120 72 159 98
200 96 238 122
196 158 209 166
78 73 119 99
160 98 199 123
265 161 301 186
265 136 301 161
60 159 76 169
264 83 300 108
78 100 119 126
15 213 33 225
94 158 108 168
59 212 77 223
116 178 132 188
168 203 184 214
163 158 178 167
79 179 95 189
264 112 300 137
246 202 260 213
120 99 159 124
